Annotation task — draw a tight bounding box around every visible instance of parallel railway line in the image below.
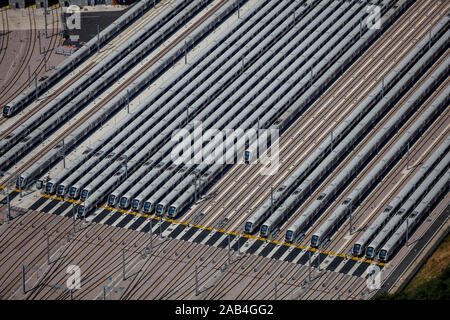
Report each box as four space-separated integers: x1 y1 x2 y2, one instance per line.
294 75 449 300
180 0 445 235
0 0 448 301
0 0 228 188
0 8 36 105
277 50 449 249
0 2 169 139
0 9 9 68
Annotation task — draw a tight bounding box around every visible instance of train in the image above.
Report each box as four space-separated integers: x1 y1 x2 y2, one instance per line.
2 0 161 118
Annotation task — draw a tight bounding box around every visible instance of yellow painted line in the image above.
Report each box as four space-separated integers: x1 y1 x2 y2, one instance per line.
22 194 390 269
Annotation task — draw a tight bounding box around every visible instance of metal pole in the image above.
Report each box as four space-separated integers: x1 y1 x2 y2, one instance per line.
45 5 48 38
103 286 106 300
19 176 23 198
38 31 42 54
7 186 11 221
274 282 278 300
228 233 231 265
149 219 153 255
407 142 410 170
195 265 199 296
73 204 76 233
122 250 126 281
126 90 129 114
238 0 240 18
47 236 51 265
331 131 333 152
97 24 100 48
308 251 311 282
349 208 353 235
34 73 37 100
318 244 321 272
237 235 240 255
270 186 273 215
35 74 38 100
60 6 64 30
359 16 362 39
428 30 431 49
22 265 26 294
159 218 162 239
69 289 73 300
62 139 65 169
406 219 409 246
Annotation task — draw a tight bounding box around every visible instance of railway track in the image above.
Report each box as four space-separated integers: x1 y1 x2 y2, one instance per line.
0 8 59 131
276 50 449 249
154 0 448 299
0 8 36 106
199 98 447 300
0 0 228 188
25 220 152 299
0 8 9 68
0 3 168 140
27 0 428 300
180 0 444 234
1 0 449 301
0 211 74 298
310 87 449 299
236 32 449 303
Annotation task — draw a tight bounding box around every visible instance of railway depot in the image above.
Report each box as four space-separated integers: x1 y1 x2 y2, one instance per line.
0 0 448 303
